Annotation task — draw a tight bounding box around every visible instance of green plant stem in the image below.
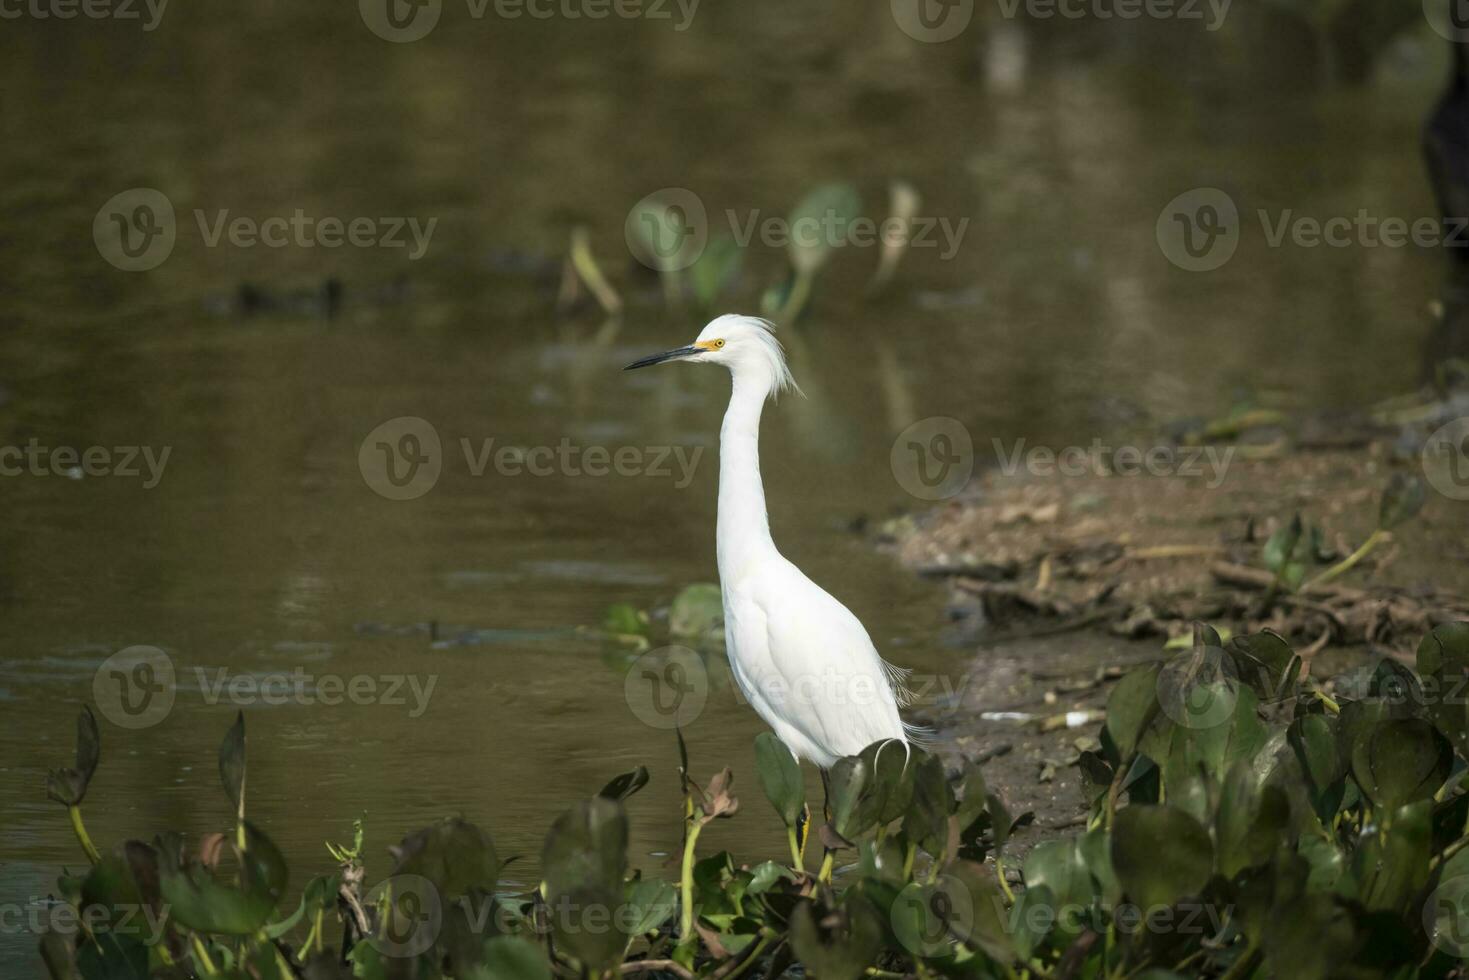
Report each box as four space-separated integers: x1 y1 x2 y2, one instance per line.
994 856 1016 905
787 825 803 872
901 841 916 881
1104 752 1137 831
818 850 835 884
1313 689 1341 715
190 935 218 976
1434 834 1469 871
68 805 101 864
1304 529 1384 590
678 821 704 940
714 931 774 980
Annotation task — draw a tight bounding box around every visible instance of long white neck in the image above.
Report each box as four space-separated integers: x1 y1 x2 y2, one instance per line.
716 372 779 583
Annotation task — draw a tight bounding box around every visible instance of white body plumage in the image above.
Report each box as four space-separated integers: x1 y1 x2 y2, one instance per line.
626 314 915 768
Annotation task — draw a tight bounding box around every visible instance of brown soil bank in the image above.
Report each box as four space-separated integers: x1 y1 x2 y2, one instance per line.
882 418 1469 860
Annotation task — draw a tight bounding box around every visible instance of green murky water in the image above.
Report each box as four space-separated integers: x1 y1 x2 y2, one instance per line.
0 3 1451 968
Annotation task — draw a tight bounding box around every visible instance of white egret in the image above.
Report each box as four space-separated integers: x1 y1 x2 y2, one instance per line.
625 314 920 769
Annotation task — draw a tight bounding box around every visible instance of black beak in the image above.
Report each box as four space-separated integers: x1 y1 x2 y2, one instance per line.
623 345 700 370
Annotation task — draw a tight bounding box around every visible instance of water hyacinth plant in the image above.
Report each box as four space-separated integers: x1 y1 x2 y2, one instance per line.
38 622 1469 979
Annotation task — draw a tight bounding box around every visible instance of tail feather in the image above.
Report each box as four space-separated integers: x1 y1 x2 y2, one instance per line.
881 659 917 707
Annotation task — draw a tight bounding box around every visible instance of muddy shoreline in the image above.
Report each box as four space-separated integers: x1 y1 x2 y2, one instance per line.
883 410 1469 859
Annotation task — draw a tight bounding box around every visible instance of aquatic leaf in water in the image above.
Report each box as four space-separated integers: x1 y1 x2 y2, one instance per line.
47 706 100 807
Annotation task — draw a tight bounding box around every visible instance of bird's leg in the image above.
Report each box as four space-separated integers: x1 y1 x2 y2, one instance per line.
818 768 836 884
820 768 832 824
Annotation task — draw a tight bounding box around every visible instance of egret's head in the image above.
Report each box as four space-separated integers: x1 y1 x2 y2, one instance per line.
623 314 799 398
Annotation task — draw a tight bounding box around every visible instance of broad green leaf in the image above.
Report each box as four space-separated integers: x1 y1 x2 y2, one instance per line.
1227 630 1301 703
468 936 552 980
826 755 869 841
1349 799 1431 912
159 821 288 935
1111 806 1213 911
623 878 677 936
1214 761 1290 878
1022 838 1093 940
1418 623 1469 758
1288 714 1345 824
1106 664 1162 757
856 739 916 828
392 817 499 900
1350 717 1452 809
789 895 882 980
901 751 954 859
753 732 804 828
542 798 626 900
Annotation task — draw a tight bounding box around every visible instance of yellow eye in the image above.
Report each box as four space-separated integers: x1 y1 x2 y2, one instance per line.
713 339 725 349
